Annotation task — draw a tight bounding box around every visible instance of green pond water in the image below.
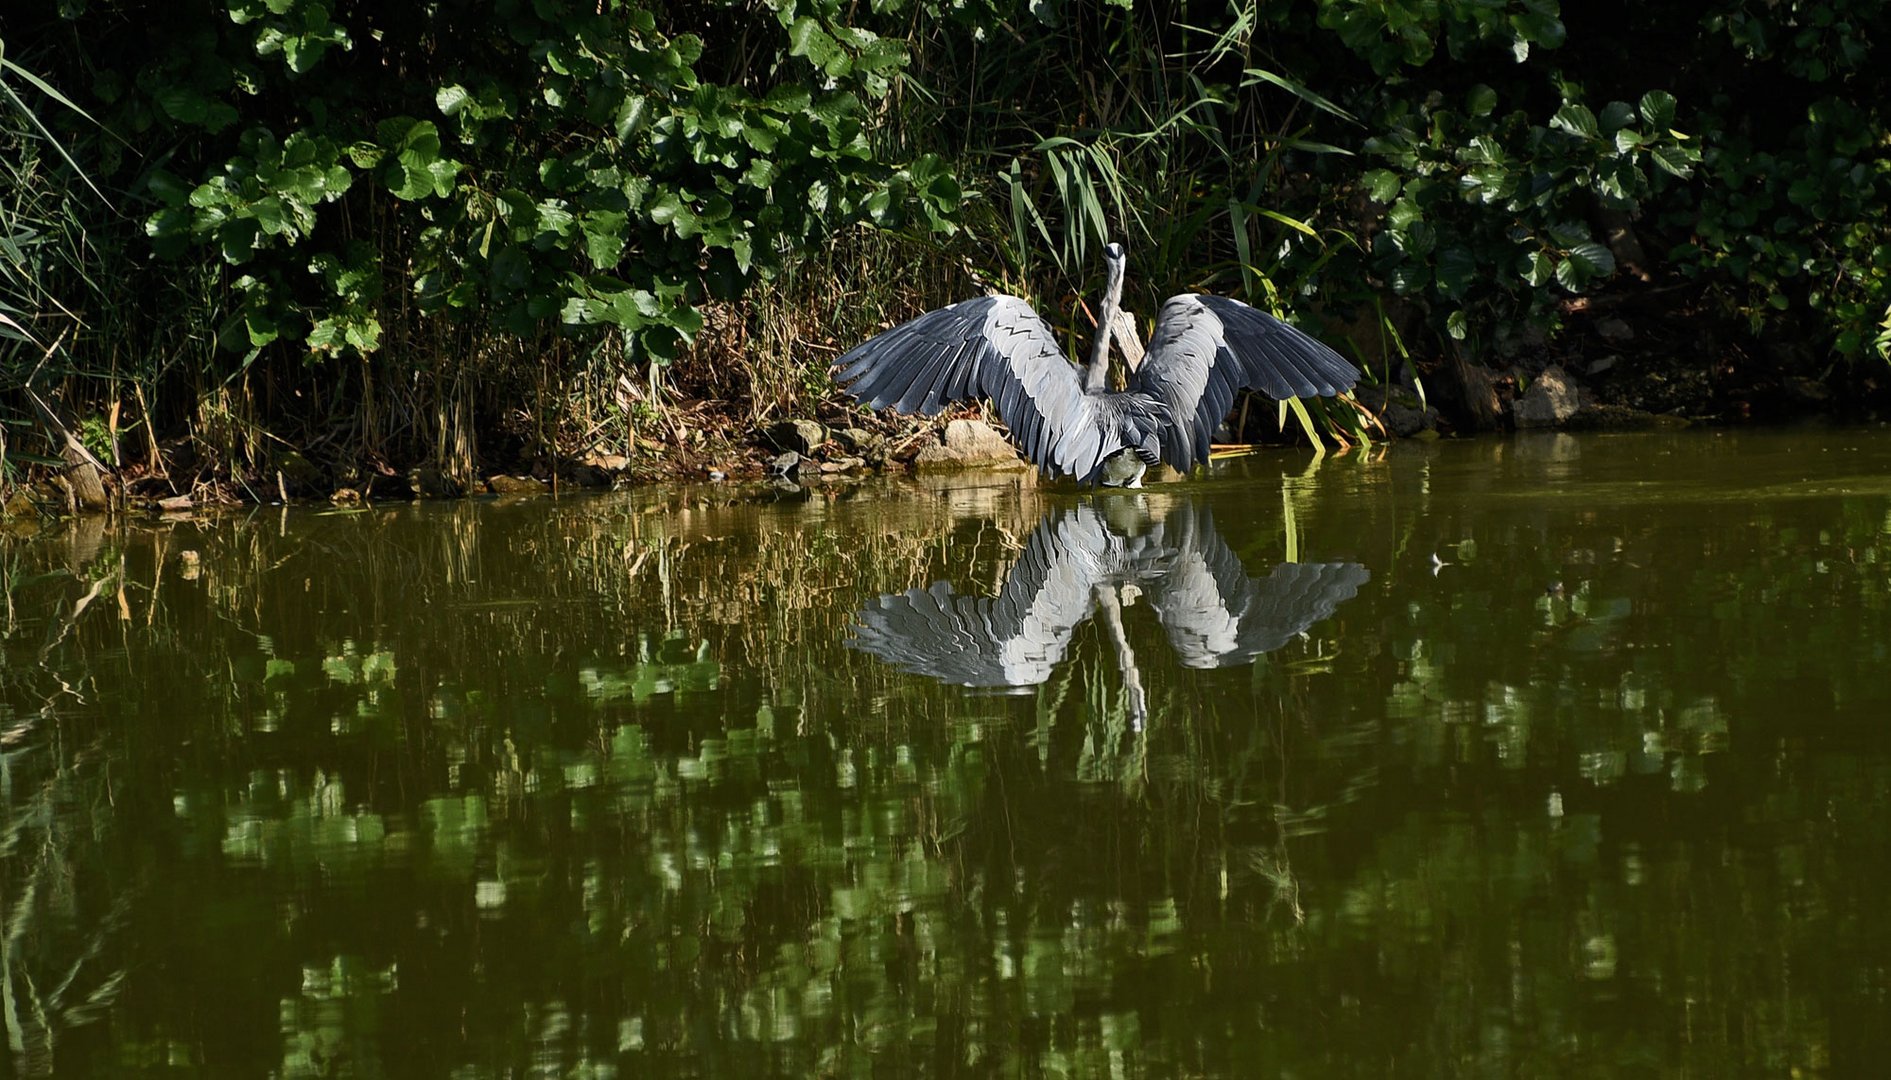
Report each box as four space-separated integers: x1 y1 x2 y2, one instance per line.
4 428 1890 1076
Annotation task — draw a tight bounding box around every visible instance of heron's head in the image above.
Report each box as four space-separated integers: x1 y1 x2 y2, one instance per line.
1104 242 1125 264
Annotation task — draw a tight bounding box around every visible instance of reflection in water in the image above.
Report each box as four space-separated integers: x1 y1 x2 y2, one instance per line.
850 499 1367 721
3 430 1891 1075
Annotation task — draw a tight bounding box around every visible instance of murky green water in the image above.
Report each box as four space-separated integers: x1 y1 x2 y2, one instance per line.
5 428 1890 1076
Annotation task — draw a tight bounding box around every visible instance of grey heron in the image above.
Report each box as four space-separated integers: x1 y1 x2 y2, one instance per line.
833 243 1360 486
848 499 1369 720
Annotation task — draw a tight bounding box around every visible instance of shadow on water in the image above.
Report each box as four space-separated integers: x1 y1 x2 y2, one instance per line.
1 427 1889 1075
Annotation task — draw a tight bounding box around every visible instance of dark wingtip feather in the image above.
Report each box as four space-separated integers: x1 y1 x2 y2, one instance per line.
1199 294 1360 398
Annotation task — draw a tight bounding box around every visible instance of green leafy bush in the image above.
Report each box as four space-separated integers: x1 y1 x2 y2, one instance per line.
133 0 959 367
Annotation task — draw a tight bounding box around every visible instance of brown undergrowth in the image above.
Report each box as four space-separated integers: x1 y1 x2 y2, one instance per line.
8 232 1883 518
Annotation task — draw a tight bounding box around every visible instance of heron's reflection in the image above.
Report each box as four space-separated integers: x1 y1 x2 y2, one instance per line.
849 498 1368 720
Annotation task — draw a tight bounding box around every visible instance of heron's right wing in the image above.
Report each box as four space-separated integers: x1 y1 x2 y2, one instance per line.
1146 505 1369 667
1130 294 1359 471
833 296 1109 478
847 506 1119 689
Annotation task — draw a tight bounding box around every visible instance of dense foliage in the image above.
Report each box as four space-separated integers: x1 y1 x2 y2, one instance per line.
1 0 1888 491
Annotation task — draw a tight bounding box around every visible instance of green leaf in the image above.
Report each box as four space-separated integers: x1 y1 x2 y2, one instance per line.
145 207 192 249
251 196 289 236
1280 138 1353 156
1551 103 1599 139
535 200 574 236
1363 168 1401 203
1461 135 1504 165
156 87 209 125
1599 101 1637 135
788 17 840 69
1553 257 1589 292
1259 208 1316 237
307 318 346 352
762 85 812 113
1555 241 1616 292
1639 90 1677 131
1567 241 1616 276
741 158 779 189
1242 67 1357 124
1466 84 1498 117
425 158 460 197
1511 11 1566 48
383 119 452 199
436 84 472 117
581 210 628 269
1389 263 1429 294
1520 251 1554 286
1651 143 1698 179
243 305 278 346
649 192 700 238
614 94 649 140
1282 395 1323 450
1461 165 1515 203
1547 221 1590 247
1435 247 1476 299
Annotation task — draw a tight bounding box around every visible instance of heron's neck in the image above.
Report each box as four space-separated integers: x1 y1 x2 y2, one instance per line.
1084 256 1125 393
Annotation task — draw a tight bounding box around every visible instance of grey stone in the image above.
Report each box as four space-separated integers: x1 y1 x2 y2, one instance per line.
1381 399 1438 437
1563 404 1689 431
832 427 881 454
1595 317 1635 342
914 419 1027 472
1512 365 1582 428
487 475 550 495
1354 385 1436 437
273 449 325 495
1586 354 1620 376
1782 376 1832 406
408 466 463 498
768 419 828 455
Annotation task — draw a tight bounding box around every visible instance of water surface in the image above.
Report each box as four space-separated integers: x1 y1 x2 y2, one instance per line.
4 428 1889 1075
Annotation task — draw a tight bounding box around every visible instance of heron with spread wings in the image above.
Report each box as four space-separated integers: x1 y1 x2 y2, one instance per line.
833 243 1359 486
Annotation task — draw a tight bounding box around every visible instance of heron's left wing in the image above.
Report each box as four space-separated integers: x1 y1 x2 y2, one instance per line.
1129 294 1359 472
833 295 1116 479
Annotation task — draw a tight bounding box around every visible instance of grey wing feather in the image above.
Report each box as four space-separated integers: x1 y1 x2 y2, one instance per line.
1145 505 1369 668
1129 294 1360 472
834 296 1114 480
846 507 1115 688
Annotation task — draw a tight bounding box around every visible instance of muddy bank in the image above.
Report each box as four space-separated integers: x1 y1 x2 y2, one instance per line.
4 335 1882 520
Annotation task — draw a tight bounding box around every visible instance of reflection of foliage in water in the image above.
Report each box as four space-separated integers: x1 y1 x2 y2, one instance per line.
1 433 1890 1073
